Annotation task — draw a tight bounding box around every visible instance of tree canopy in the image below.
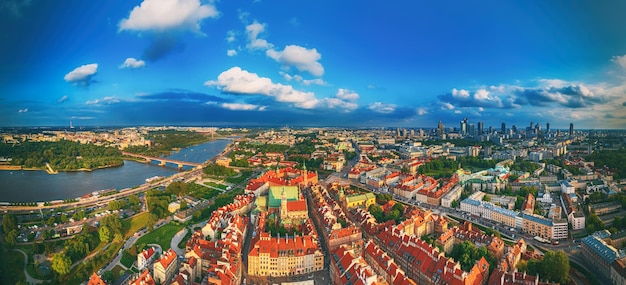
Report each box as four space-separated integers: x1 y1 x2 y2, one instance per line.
52 252 72 276
526 250 569 284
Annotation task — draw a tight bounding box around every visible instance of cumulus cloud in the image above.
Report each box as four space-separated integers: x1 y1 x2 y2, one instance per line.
323 98 357 111
612 54 626 69
245 21 271 50
227 49 237 57
452 88 470 98
226 30 236 42
221 103 265 111
267 45 324 76
64 63 98 86
368 102 396 114
119 0 219 61
18 108 28 113
85 96 120 105
335 89 359 101
58 95 69 103
118 0 218 33
205 66 319 109
417 107 428 115
119 58 146 69
282 73 327 86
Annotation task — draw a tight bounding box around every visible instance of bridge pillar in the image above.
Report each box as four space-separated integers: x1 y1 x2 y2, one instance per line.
159 161 166 166
178 163 184 169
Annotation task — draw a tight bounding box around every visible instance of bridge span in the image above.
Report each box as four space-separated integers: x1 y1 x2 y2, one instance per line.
121 151 201 169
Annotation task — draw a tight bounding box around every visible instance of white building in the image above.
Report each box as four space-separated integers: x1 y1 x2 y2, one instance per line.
137 247 156 271
441 185 463 208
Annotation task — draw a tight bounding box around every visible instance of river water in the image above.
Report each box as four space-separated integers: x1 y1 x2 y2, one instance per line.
0 139 230 202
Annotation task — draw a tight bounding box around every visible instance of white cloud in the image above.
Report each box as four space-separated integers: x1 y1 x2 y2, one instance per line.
64 63 98 84
119 57 146 69
474 89 489 100
368 102 396 114
417 107 428 115
58 95 69 103
367 84 377 89
85 96 120 105
282 72 327 86
246 21 271 50
266 45 324 76
452 88 470 98
205 66 319 109
335 89 359 101
441 102 455 110
226 30 236 42
478 107 484 112
18 108 28 113
612 54 626 69
221 103 264 111
118 0 218 33
454 110 462 114
227 49 237 56
323 98 357 111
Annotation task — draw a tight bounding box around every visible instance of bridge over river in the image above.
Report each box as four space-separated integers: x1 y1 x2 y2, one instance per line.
121 151 201 169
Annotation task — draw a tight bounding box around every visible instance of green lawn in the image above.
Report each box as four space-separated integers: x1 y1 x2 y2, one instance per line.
225 170 253 184
111 264 126 280
5 250 26 284
122 211 150 238
205 182 228 190
120 250 135 268
135 222 184 251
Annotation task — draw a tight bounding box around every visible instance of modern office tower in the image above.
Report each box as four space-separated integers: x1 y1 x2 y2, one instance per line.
460 118 468 135
569 123 574 138
530 122 534 129
501 122 506 134
488 126 494 134
438 120 444 136
469 124 475 136
546 122 550 134
512 125 517 134
477 121 484 135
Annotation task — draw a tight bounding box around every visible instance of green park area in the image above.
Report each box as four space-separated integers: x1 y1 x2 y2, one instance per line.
135 222 184 252
121 211 150 238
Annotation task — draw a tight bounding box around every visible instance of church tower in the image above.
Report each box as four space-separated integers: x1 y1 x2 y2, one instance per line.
280 187 288 220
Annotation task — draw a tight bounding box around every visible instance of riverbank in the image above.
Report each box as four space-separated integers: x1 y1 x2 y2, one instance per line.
0 163 124 174
0 139 233 203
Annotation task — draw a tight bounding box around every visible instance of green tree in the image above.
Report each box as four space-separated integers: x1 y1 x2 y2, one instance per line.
101 271 115 282
109 200 121 211
147 213 158 230
99 225 111 243
5 229 18 245
180 199 188 210
51 252 71 276
2 213 17 233
114 233 123 243
129 194 140 205
60 213 69 224
542 250 569 284
47 216 56 227
166 181 187 197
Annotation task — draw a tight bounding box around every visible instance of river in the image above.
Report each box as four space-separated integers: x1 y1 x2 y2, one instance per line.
0 139 231 202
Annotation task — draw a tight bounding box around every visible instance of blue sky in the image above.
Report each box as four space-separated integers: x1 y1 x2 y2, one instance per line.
2 0 626 129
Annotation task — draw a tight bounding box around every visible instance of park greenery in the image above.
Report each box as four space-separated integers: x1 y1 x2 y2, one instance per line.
0 140 123 170
2 214 18 245
125 130 213 157
204 163 237 177
448 241 497 274
508 159 541 173
587 148 626 180
418 157 458 178
146 189 172 219
368 203 405 224
517 250 569 284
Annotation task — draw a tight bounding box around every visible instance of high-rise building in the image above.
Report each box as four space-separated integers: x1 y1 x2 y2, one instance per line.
546 122 550 134
460 118 468 135
438 120 444 136
512 125 518 134
501 122 506 134
569 123 574 138
477 121 484 135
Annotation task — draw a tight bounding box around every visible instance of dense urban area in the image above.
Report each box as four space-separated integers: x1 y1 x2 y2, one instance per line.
1 121 626 285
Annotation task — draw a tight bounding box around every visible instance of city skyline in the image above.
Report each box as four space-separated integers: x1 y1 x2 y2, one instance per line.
2 0 626 129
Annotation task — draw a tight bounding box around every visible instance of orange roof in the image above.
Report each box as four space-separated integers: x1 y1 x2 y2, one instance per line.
130 269 155 285
141 247 155 260
286 200 307 212
88 273 107 285
157 249 177 270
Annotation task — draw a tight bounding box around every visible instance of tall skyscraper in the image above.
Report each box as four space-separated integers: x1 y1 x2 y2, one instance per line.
569 123 574 138
477 121 484 136
460 118 468 135
438 120 444 136
546 122 550 134
501 122 506 134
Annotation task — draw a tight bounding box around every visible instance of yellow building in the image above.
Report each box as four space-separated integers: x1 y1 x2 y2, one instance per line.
344 192 376 209
248 233 324 276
